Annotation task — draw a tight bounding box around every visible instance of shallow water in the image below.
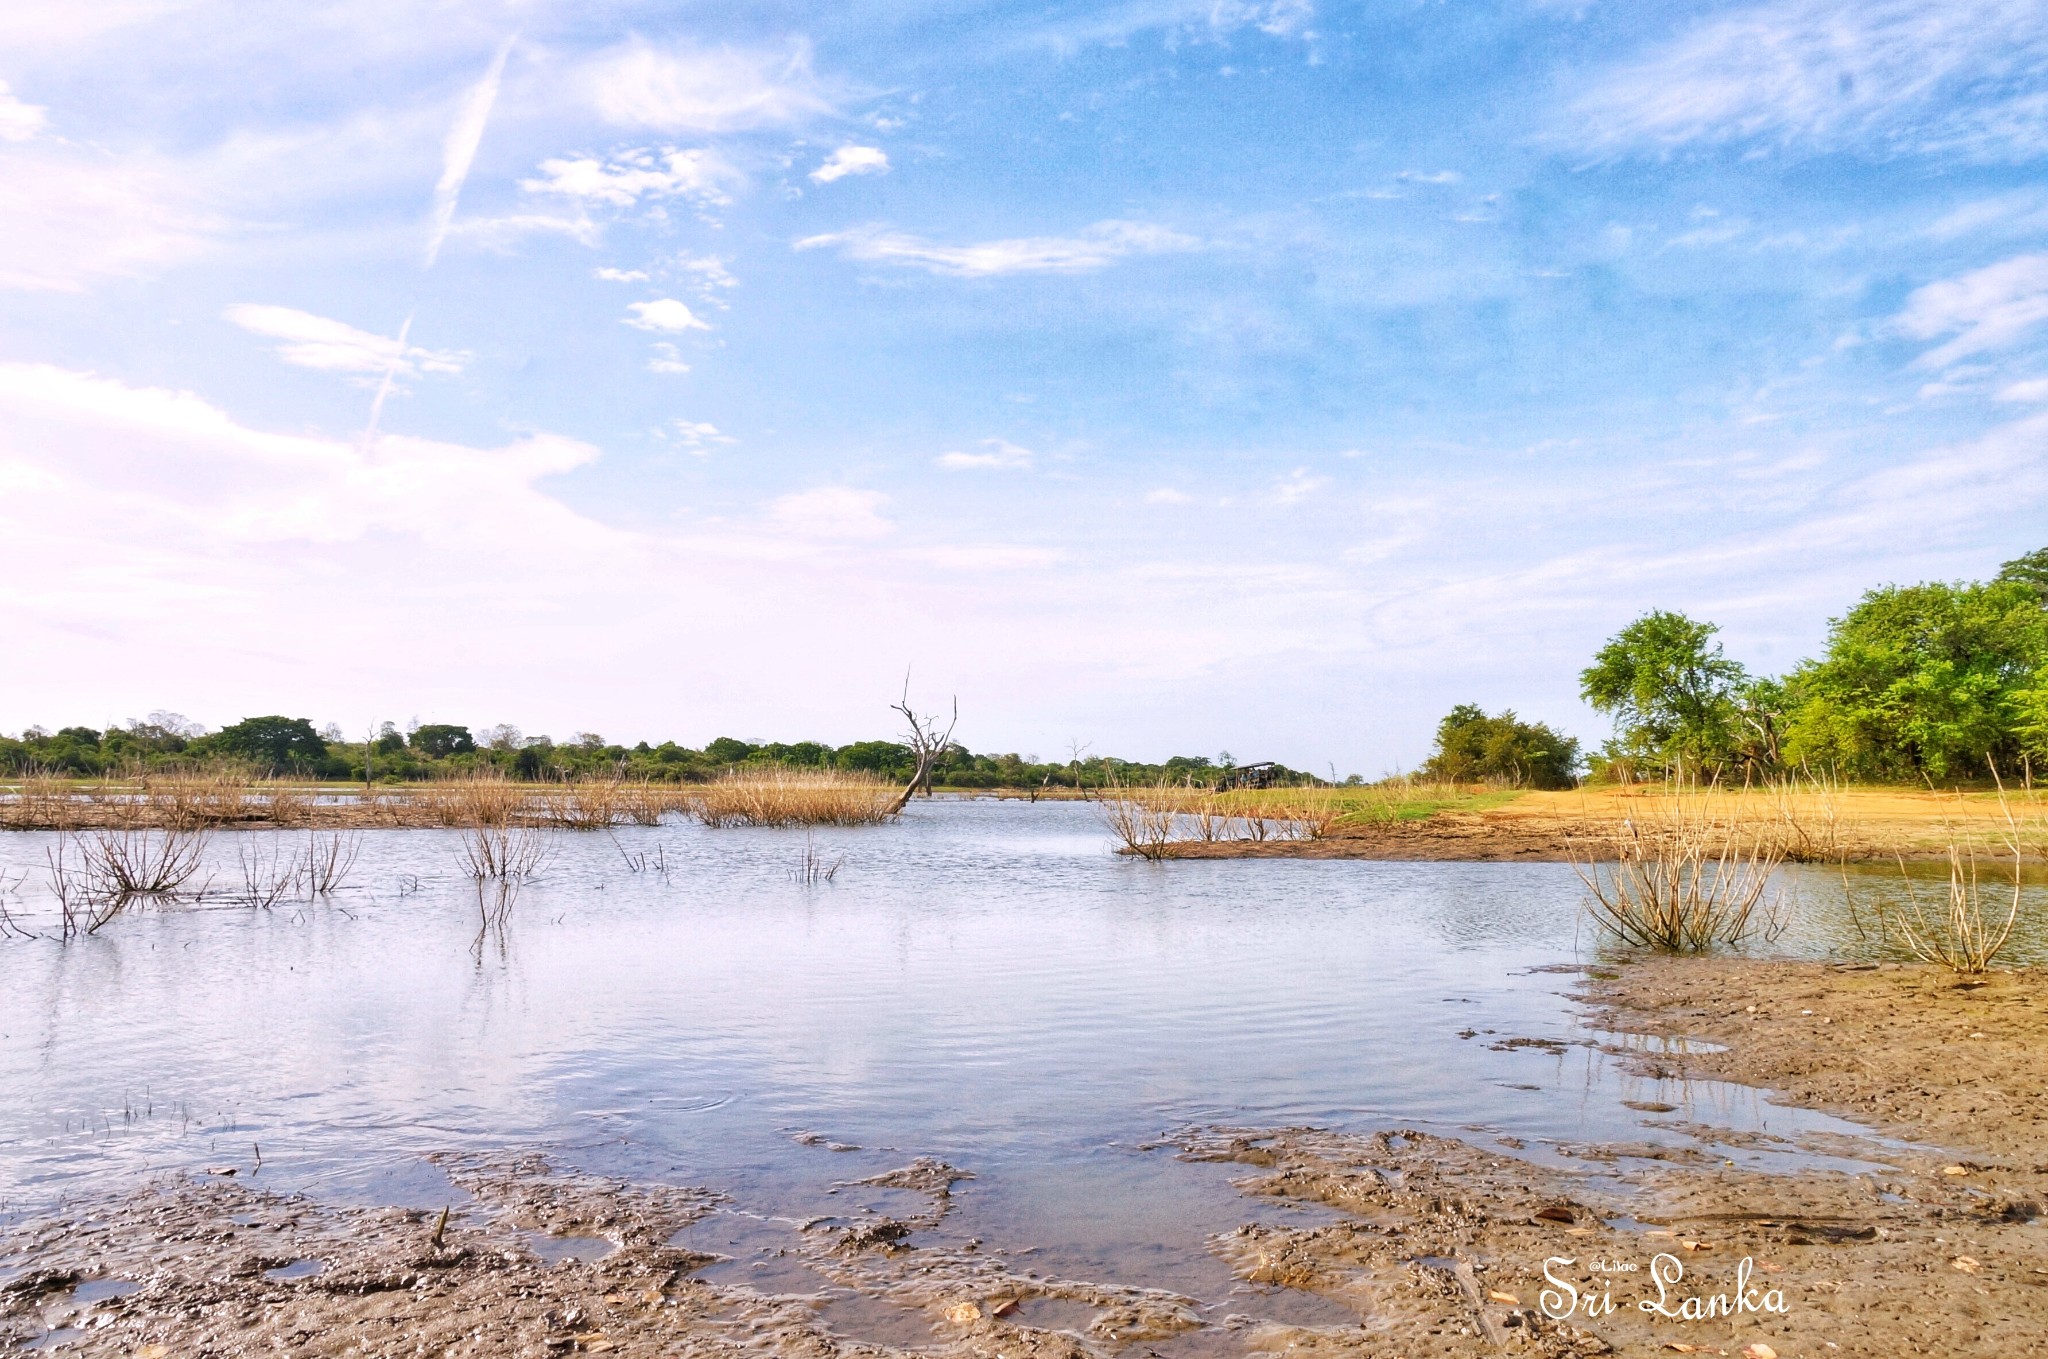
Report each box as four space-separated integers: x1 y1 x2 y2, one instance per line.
0 800 1981 1303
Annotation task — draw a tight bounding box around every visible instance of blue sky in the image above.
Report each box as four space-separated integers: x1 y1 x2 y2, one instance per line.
3 0 2046 772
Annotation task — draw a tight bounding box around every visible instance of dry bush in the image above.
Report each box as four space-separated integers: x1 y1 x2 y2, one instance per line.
261 780 316 828
619 780 687 827
305 830 360 893
459 825 552 880
532 773 632 830
236 836 305 908
412 775 529 829
75 825 213 896
690 767 900 828
142 768 255 829
1764 765 1845 863
1572 793 1787 952
1853 784 2033 973
9 772 78 829
1100 782 1182 859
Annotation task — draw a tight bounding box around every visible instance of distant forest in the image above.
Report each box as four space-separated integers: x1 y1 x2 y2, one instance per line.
0 716 1324 791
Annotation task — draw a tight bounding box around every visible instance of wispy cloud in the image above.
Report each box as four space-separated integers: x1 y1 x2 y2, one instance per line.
0 80 45 141
796 220 1198 277
1895 252 2048 369
935 438 1034 471
624 298 712 332
1564 0 2048 161
646 343 691 374
811 145 889 183
1145 487 1194 505
669 419 735 452
1269 467 1330 506
586 39 834 133
224 304 467 379
523 146 739 208
767 486 892 540
424 37 512 268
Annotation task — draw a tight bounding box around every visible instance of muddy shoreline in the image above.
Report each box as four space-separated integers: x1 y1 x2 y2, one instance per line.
9 958 2048 1356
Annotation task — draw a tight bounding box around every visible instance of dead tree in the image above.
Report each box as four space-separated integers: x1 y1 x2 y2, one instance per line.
887 679 958 815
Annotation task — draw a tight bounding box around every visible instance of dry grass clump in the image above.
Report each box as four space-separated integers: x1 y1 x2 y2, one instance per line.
689 767 900 828
1763 766 1845 863
1572 792 1788 952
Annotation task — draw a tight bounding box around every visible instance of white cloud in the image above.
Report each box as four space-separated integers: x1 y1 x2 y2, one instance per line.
811 145 889 184
766 486 893 540
1395 169 1460 184
0 81 45 141
1032 0 1316 52
595 267 649 282
646 343 691 374
1145 487 1194 505
224 304 467 379
670 419 734 452
625 298 712 332
424 38 511 268
445 211 600 250
935 438 1034 471
675 253 739 304
523 147 740 208
585 39 834 133
1998 377 2048 402
1894 252 2048 369
796 219 1199 277
1269 468 1330 506
0 142 221 291
1564 0 2048 161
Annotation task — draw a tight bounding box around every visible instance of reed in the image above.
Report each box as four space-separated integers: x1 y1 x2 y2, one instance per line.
1572 792 1787 951
690 767 900 828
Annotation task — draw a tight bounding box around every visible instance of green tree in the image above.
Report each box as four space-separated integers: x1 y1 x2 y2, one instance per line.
410 723 476 757
210 715 328 770
1580 611 1748 774
1784 579 2048 781
1998 545 2048 604
1421 704 1580 788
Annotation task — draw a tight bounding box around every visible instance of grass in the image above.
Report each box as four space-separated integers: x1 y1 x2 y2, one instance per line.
690 767 901 829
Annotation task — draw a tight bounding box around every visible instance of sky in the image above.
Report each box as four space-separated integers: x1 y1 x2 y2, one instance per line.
2 0 2046 774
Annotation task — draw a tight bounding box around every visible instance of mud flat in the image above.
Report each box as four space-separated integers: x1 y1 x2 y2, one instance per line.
10 960 2048 1358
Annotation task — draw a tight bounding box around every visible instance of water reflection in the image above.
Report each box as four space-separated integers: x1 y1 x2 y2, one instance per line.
0 802 1981 1245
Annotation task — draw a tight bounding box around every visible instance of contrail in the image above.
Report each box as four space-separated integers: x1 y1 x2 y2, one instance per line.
423 37 513 267
360 311 415 452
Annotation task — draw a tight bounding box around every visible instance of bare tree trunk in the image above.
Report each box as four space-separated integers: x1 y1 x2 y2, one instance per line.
887 679 957 816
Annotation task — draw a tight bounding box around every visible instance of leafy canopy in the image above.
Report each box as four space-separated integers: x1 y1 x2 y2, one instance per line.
1784 578 2048 780
209 715 328 770
1579 611 1747 771
1422 704 1580 788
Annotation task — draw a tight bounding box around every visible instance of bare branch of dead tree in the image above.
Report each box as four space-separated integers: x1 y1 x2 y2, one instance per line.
888 673 958 815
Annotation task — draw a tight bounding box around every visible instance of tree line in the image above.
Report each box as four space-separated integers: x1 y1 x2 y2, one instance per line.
1421 545 2048 787
0 714 1320 791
